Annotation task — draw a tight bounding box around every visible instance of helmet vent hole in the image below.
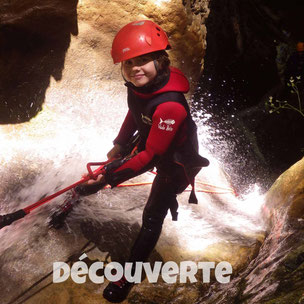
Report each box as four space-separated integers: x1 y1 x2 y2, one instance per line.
157 33 160 36
156 27 161 31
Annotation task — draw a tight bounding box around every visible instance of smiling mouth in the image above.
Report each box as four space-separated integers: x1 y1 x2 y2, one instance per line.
132 74 145 79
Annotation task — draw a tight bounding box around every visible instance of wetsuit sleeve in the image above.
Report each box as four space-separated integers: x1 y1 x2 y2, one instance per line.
105 102 187 187
113 110 138 146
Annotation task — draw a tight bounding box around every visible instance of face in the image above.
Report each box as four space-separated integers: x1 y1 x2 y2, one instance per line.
122 54 157 87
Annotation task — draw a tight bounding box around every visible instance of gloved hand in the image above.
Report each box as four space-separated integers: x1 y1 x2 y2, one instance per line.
75 175 107 196
75 171 107 196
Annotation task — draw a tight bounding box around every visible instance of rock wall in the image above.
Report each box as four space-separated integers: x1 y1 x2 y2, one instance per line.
0 0 210 124
197 157 304 304
193 0 304 188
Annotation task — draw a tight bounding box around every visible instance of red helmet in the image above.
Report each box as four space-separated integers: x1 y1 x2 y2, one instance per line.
111 20 171 64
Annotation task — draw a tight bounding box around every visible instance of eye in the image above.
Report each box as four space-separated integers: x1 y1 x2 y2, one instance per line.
124 60 133 66
139 56 151 64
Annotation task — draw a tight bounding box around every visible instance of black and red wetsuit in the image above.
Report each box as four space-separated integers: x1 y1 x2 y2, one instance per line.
105 66 209 263
105 67 208 191
113 67 190 172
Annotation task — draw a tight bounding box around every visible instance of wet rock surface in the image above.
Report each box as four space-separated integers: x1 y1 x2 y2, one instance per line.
0 0 79 123
0 0 210 124
197 157 304 304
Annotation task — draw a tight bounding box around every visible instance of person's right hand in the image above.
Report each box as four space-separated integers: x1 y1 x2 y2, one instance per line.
76 173 107 196
82 173 106 185
107 144 122 160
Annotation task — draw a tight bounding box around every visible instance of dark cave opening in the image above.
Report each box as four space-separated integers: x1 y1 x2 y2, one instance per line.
194 0 304 192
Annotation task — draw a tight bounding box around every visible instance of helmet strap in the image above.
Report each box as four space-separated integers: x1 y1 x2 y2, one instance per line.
153 59 159 72
121 64 129 83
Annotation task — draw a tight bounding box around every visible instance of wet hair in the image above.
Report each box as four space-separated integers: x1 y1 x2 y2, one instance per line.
152 50 170 73
144 50 170 91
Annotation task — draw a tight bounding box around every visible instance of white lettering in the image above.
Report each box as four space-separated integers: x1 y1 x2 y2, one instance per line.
161 262 179 284
158 118 175 131
180 261 198 283
122 47 130 53
89 262 104 284
52 258 232 285
124 262 142 284
71 261 88 284
143 261 162 283
104 262 123 282
215 262 232 284
53 262 70 283
198 262 215 283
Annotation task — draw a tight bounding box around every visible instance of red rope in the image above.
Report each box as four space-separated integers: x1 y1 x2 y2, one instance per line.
104 178 237 196
147 170 237 196
83 166 237 196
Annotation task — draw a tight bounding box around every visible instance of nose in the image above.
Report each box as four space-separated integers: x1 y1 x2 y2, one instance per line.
130 58 142 69
131 64 140 72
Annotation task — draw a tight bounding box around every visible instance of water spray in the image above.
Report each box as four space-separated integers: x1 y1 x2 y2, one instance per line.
0 155 238 230
0 161 109 230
